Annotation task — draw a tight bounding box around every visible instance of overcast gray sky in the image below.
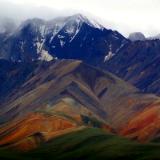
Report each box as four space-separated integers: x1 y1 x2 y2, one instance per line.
0 0 160 37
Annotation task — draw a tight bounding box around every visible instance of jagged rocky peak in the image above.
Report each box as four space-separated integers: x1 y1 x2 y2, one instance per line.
15 14 103 39
66 13 104 30
128 32 146 41
18 14 103 34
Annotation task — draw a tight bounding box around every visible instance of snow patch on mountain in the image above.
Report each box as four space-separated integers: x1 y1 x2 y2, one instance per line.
116 43 125 53
104 45 115 62
71 14 104 30
60 40 65 47
36 41 44 53
38 50 53 61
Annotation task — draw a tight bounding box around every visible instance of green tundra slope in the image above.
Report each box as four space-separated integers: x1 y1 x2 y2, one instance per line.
1 127 160 160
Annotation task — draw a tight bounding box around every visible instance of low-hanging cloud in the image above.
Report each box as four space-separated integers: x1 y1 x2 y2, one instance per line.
0 0 85 33
0 0 160 37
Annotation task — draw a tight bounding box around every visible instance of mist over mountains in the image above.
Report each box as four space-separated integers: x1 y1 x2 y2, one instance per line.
0 0 160 37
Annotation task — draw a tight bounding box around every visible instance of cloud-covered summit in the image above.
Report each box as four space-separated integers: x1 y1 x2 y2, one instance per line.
0 0 160 37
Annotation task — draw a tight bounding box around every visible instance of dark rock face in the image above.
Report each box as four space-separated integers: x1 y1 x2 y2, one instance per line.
0 59 41 103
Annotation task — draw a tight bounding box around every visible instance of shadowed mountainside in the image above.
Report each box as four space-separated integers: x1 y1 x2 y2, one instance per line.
104 40 160 96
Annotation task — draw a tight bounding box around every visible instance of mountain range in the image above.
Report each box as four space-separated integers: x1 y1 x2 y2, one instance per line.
0 14 127 63
1 14 160 96
1 14 160 159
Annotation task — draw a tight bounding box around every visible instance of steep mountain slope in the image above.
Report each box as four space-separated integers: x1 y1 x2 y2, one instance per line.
104 39 160 95
1 13 160 160
0 14 128 63
0 59 40 103
1 59 160 150
120 103 160 142
0 60 114 150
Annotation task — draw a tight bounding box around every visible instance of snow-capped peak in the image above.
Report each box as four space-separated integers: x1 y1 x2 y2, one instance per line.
68 14 104 30
2 14 108 62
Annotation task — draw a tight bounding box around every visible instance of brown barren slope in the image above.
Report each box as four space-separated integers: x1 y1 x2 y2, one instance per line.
0 60 160 150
